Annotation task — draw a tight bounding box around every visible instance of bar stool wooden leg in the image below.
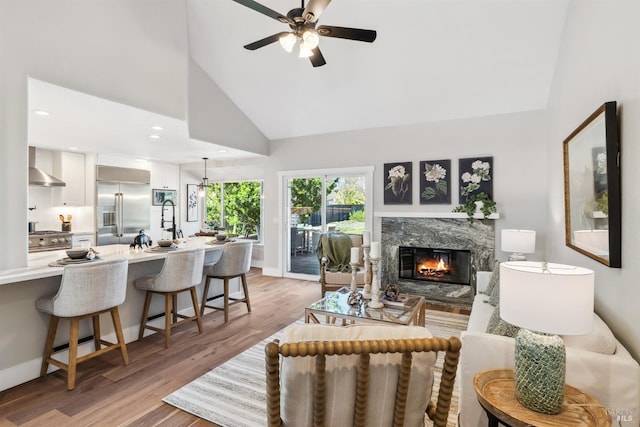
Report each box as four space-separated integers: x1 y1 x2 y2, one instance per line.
190 287 203 333
139 291 152 340
172 294 178 324
68 317 80 390
92 314 101 351
223 278 230 323
163 293 171 348
200 276 212 315
241 273 252 313
41 316 59 377
110 307 129 365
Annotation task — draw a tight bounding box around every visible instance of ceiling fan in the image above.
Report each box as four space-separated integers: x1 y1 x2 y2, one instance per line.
232 0 377 67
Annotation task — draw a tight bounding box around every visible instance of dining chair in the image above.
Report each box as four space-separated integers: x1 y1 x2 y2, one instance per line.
201 241 253 322
36 257 129 390
135 247 205 348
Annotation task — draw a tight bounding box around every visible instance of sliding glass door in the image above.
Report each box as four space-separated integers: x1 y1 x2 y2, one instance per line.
283 167 373 280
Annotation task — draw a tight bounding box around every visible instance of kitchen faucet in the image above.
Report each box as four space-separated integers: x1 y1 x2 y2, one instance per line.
160 199 177 240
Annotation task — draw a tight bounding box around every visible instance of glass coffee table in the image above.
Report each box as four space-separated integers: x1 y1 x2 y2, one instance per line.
305 287 426 327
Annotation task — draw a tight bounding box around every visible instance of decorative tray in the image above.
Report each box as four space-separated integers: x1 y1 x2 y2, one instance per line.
49 256 101 267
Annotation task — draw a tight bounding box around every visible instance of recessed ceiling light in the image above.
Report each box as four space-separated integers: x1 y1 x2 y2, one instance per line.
68 146 79 151
33 109 51 116
218 149 228 153
151 126 163 131
149 134 160 139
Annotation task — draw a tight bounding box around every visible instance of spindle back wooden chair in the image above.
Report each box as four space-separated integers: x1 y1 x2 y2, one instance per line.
265 324 461 427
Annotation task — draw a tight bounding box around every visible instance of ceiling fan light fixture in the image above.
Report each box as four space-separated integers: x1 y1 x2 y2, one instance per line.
279 33 296 53
298 41 313 58
302 29 319 49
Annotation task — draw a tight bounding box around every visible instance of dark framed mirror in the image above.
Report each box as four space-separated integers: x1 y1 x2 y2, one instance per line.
563 101 621 267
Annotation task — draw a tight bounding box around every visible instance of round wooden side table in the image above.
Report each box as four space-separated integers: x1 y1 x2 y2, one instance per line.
473 369 611 427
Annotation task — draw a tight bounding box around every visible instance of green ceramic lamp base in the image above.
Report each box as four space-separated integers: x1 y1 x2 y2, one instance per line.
514 329 566 415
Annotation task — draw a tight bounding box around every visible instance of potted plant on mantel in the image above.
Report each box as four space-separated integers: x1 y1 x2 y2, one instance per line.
453 192 497 223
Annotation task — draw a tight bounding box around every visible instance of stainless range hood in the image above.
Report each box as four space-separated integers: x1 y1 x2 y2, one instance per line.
29 146 66 187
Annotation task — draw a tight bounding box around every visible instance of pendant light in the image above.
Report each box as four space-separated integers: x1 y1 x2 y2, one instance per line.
198 157 209 197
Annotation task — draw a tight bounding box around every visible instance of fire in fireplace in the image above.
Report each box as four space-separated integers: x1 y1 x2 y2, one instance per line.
398 246 472 286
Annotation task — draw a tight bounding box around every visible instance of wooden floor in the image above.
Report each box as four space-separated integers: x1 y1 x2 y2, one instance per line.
0 269 467 426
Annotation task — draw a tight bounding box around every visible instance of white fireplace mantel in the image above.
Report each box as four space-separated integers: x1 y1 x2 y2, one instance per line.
374 212 500 220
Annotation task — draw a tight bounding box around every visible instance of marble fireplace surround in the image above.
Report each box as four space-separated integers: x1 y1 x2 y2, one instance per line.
379 214 495 308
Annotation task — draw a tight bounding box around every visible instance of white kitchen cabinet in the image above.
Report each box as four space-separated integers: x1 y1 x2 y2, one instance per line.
53 151 86 206
151 162 179 191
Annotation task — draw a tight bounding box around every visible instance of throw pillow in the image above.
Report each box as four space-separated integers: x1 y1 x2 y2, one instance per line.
482 260 500 297
485 305 520 338
486 263 500 306
562 313 618 355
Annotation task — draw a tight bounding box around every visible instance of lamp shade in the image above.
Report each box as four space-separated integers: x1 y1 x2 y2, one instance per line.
501 229 536 254
500 261 594 335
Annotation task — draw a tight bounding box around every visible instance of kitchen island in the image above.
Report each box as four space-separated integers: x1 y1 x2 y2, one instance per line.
0 237 226 392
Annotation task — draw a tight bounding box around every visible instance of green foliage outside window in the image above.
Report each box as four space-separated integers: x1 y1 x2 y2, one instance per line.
205 181 262 238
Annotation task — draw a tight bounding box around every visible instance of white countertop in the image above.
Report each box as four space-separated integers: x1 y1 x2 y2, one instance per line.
0 237 224 286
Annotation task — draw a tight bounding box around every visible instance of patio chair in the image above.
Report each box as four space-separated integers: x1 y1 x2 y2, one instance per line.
317 232 371 295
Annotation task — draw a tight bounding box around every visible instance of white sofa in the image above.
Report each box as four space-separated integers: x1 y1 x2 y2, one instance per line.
459 271 640 427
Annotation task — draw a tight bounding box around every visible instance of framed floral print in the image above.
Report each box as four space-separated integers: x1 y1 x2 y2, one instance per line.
420 159 450 204
187 184 198 222
384 162 412 205
458 157 493 204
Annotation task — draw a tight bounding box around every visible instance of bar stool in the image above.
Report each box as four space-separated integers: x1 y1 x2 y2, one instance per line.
135 248 205 348
36 258 129 390
201 241 253 322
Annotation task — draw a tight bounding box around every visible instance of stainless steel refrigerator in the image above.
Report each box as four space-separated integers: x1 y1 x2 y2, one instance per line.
96 165 150 246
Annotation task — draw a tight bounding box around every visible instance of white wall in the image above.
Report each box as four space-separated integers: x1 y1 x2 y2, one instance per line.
545 0 640 359
187 58 269 156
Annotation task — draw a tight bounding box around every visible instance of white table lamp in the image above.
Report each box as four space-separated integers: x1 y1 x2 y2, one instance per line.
500 261 594 414
501 229 536 261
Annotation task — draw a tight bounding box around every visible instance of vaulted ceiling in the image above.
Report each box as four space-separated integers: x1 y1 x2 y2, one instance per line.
188 0 569 140
28 0 569 163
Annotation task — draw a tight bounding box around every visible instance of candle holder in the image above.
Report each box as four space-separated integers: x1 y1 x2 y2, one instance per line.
348 262 361 306
368 256 384 308
362 245 372 299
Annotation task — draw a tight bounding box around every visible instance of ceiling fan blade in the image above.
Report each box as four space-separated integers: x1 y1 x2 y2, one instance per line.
231 0 292 24
309 47 326 67
244 32 290 50
302 0 332 23
317 25 377 43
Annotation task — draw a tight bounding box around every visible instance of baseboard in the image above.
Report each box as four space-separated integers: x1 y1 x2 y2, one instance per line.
261 267 280 277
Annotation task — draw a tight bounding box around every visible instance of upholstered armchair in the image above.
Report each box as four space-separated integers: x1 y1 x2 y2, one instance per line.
317 232 371 295
265 324 462 427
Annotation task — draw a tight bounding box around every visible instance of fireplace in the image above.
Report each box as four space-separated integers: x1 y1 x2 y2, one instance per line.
380 216 495 308
399 247 472 286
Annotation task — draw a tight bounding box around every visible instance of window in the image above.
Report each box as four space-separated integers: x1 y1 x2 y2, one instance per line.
205 181 263 240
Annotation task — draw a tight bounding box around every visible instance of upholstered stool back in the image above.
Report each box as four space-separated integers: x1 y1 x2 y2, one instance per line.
204 241 252 278
37 258 129 318
135 248 205 293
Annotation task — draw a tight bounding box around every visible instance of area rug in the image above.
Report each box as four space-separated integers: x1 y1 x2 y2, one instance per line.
163 310 469 427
